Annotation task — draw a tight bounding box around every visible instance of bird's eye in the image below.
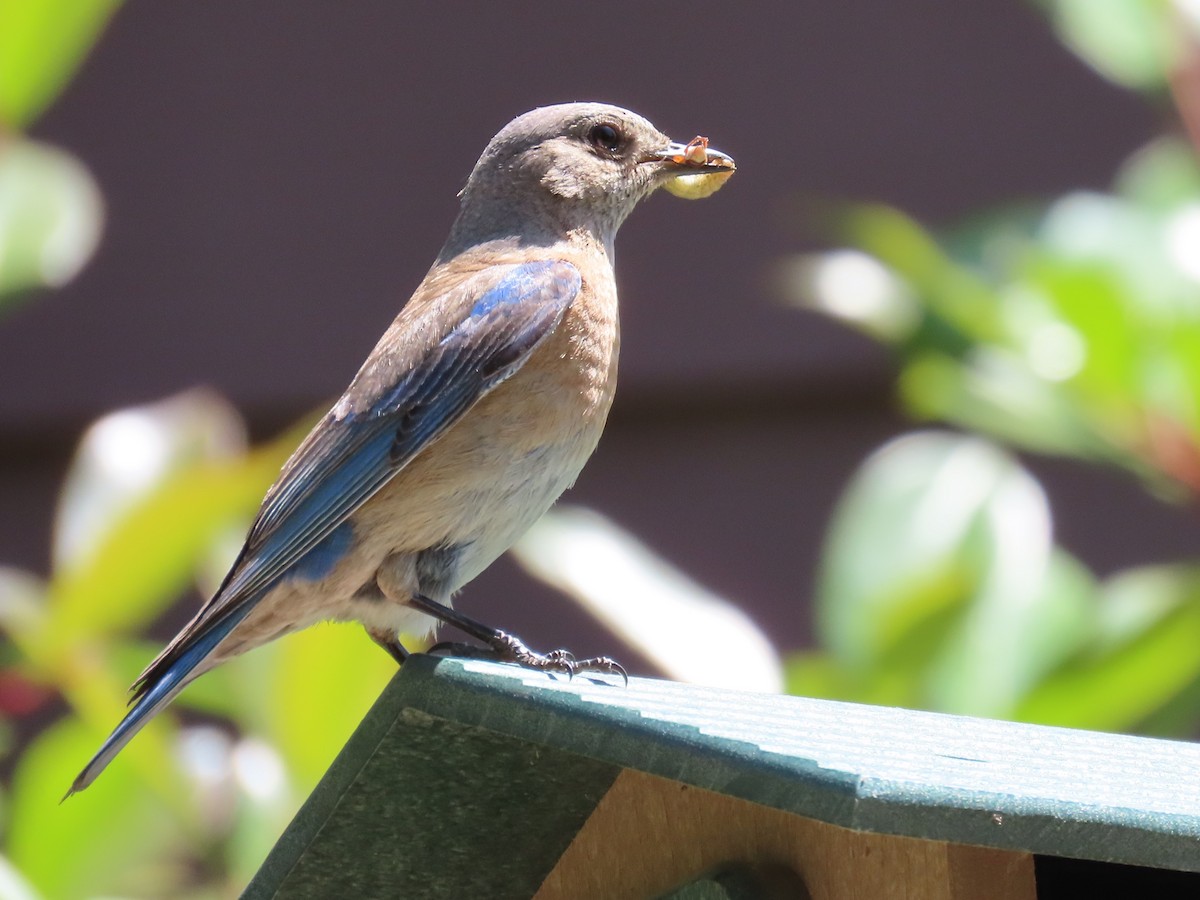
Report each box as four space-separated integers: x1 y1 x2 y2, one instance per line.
588 123 622 153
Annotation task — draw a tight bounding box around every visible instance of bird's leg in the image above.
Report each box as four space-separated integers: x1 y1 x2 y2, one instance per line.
366 627 410 666
407 593 627 683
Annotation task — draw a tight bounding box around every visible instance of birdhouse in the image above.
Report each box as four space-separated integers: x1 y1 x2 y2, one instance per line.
245 656 1200 898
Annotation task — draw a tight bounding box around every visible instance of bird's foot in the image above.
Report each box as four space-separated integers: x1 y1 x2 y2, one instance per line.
430 631 627 685
489 631 628 683
366 627 409 666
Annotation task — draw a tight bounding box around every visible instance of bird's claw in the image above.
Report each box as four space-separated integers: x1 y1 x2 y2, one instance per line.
425 632 626 685
491 631 628 685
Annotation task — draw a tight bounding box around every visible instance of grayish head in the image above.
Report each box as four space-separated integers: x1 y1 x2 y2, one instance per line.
442 102 734 257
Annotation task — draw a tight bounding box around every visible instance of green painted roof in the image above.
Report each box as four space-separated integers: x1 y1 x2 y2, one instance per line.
252 653 1200 894
397 655 1200 869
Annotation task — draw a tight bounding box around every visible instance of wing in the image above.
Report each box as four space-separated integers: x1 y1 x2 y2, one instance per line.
133 258 581 698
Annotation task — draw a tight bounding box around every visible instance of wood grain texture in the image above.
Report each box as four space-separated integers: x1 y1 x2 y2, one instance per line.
537 768 1036 900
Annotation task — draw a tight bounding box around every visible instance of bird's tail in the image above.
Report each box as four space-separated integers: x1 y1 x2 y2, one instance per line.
65 607 249 798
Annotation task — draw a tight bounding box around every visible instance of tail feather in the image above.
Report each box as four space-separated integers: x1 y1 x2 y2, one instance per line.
66 605 251 798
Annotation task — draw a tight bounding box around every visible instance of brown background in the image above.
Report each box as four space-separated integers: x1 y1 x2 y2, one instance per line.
3 1 1194 672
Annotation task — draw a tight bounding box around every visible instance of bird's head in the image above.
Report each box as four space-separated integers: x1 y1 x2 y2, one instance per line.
453 103 735 251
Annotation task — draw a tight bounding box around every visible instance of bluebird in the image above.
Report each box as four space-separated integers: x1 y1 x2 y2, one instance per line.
69 102 734 794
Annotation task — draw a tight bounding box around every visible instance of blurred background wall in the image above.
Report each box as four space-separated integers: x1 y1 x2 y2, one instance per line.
2 0 1187 665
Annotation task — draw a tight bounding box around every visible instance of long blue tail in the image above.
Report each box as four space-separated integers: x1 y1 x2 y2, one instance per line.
66 606 251 797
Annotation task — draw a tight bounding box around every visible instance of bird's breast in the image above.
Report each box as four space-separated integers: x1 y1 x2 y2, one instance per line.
355 271 620 587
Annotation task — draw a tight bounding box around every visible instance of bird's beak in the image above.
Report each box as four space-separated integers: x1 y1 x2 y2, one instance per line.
646 136 736 199
645 136 736 174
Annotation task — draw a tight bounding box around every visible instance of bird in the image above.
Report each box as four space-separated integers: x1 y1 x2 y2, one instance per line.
69 102 735 795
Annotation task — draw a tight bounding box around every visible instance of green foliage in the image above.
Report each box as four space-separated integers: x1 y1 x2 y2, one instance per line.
788 429 1200 733
9 718 177 899
785 132 1200 735
1032 0 1181 92
0 137 103 307
0 0 120 129
0 0 114 310
811 432 1089 715
800 137 1200 499
0 394 403 898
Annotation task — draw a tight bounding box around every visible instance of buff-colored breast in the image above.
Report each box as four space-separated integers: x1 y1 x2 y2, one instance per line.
349 247 621 594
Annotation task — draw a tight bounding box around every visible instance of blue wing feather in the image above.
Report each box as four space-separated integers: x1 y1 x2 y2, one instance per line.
133 259 580 696
68 259 581 795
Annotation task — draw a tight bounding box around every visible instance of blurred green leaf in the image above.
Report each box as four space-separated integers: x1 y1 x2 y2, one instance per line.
837 204 1004 350
0 568 44 648
783 652 851 698
257 623 398 790
816 432 1050 669
783 651 921 708
0 136 103 308
800 135 1200 500
43 421 304 646
812 431 1105 719
941 202 1044 274
1009 550 1097 681
1032 0 1176 92
54 390 248 572
1116 137 1200 211
1016 565 1200 730
0 0 120 129
897 351 1105 459
1037 192 1192 313
926 548 1095 716
1094 564 1200 646
1135 668 1200 735
8 719 181 900
1019 258 1138 415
